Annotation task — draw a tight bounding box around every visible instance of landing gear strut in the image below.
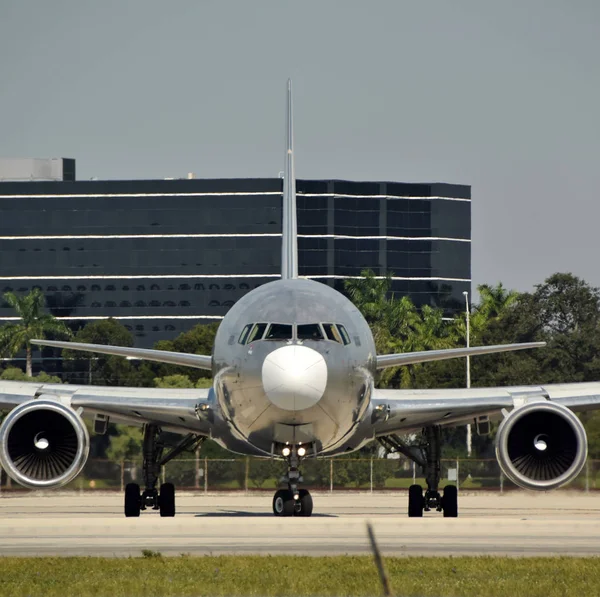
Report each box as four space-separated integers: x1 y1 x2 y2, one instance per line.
124 425 204 518
379 425 458 518
272 446 313 517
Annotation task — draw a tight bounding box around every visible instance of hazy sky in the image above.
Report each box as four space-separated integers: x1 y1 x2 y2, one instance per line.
1 1 599 292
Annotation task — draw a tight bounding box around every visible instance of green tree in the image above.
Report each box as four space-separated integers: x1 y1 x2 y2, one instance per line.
106 425 142 461
154 374 194 388
62 319 149 386
0 289 71 377
152 322 219 383
0 366 62 384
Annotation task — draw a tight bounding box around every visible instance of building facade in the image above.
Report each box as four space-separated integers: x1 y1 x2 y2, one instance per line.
0 178 470 349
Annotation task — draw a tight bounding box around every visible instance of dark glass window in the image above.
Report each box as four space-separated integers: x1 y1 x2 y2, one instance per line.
238 324 253 344
265 323 292 340
297 324 324 341
323 323 342 343
337 325 351 345
248 323 268 343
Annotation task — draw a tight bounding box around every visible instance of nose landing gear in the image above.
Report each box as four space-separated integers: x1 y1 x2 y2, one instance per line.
272 446 313 517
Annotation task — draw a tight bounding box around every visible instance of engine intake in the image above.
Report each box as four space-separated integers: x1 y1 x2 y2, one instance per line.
0 399 89 489
495 401 587 491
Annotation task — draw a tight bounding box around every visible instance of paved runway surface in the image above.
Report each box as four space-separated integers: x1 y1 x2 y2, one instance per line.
0 491 599 557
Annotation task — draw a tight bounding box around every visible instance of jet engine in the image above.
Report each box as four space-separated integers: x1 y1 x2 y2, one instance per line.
0 399 89 489
495 401 587 491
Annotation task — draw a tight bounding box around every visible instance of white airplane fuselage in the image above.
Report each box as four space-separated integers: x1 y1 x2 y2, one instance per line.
212 278 377 456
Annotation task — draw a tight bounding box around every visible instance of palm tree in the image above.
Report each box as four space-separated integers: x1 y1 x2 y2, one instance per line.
471 283 519 339
0 289 71 377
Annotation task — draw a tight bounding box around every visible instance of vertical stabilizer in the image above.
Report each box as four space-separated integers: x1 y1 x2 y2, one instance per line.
281 79 298 279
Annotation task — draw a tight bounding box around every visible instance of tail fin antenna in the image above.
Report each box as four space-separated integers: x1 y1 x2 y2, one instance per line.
281 79 298 279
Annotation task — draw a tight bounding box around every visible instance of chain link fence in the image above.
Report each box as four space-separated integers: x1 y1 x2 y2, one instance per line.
3 457 600 493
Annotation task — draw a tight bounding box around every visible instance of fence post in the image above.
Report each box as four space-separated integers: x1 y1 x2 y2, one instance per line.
370 457 374 493
586 460 590 493
245 457 250 493
195 448 200 489
456 459 459 491
120 460 124 493
204 457 208 494
330 459 333 493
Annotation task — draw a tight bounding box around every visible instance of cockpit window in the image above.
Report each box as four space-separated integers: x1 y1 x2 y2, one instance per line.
337 324 351 346
247 323 268 343
265 323 293 340
297 323 324 341
322 323 343 344
238 324 253 345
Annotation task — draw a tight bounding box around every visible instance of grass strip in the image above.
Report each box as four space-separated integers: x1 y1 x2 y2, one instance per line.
0 555 599 596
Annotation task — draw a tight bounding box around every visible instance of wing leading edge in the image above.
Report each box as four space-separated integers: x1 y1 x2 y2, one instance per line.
30 339 212 371
376 341 545 369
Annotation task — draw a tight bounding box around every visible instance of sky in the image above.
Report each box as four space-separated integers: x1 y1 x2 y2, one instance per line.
1 0 599 293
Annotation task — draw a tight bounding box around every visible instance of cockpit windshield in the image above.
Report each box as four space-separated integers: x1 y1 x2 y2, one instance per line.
238 322 351 345
265 323 293 340
247 323 267 343
297 324 324 341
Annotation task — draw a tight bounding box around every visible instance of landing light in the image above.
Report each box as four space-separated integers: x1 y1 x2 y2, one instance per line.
297 446 306 457
282 447 291 457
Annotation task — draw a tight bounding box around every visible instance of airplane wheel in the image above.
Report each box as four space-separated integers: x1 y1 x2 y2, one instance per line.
296 489 313 517
125 483 141 517
442 484 458 518
273 489 295 517
408 484 424 518
159 483 176 517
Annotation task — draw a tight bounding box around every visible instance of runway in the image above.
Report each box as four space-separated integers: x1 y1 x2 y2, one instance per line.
0 491 599 557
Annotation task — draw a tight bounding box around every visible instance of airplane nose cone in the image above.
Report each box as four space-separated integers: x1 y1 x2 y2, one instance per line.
262 345 327 411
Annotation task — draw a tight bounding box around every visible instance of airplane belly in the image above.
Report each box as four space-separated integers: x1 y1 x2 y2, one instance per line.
215 356 373 455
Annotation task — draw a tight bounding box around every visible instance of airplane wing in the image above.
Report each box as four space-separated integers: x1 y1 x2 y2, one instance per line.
30 339 212 371
0 380 214 435
375 342 545 369
370 382 600 436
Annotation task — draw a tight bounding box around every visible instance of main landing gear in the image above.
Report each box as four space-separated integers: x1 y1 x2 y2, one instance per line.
124 425 204 518
272 446 313 517
379 425 458 518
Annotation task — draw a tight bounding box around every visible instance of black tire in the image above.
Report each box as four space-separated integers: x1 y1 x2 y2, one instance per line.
296 489 313 517
442 484 458 518
159 483 176 517
408 484 424 518
272 489 295 517
125 483 141 518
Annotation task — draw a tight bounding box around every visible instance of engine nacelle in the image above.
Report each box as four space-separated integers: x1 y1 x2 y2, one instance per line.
0 399 89 489
495 401 587 491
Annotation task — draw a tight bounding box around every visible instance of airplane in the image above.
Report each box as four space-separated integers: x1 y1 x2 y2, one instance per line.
0 80 599 519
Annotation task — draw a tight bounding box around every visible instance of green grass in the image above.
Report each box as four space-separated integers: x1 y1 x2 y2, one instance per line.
0 556 599 596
